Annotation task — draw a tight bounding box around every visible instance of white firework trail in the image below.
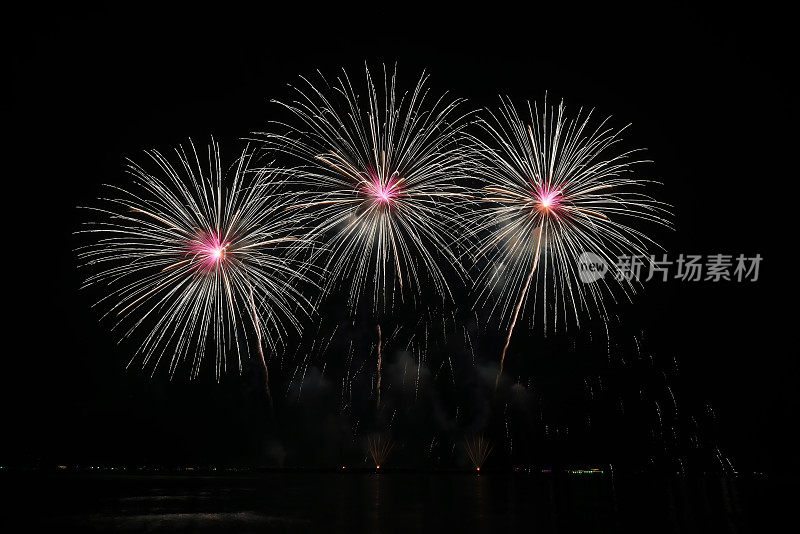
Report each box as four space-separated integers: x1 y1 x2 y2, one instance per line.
256 64 475 313
467 97 671 384
77 141 314 386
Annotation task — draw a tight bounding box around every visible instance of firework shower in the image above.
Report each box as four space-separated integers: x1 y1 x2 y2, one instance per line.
78 66 670 387
7 9 790 532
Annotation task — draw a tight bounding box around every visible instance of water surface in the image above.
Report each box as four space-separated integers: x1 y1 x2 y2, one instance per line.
0 471 780 532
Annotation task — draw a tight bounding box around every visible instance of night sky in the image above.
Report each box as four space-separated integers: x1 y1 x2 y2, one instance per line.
6 6 795 474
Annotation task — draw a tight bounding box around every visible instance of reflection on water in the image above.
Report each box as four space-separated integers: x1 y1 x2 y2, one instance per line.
370 472 382 531
1 472 781 532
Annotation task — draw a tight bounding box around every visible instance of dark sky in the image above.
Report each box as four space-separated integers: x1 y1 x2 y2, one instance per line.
6 6 795 472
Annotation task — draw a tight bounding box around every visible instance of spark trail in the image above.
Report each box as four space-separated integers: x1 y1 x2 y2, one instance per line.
78 141 313 381
469 98 670 381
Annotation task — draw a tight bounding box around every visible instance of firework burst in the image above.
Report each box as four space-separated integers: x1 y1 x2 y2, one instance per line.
468 97 670 381
367 433 395 469
77 141 312 383
464 434 493 471
258 65 474 313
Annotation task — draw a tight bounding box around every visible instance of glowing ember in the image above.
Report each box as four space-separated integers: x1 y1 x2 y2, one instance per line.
364 175 403 206
535 186 562 213
191 231 230 272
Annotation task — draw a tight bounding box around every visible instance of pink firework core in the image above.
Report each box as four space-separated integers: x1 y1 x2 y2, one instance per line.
534 186 563 214
364 175 403 206
190 231 230 272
